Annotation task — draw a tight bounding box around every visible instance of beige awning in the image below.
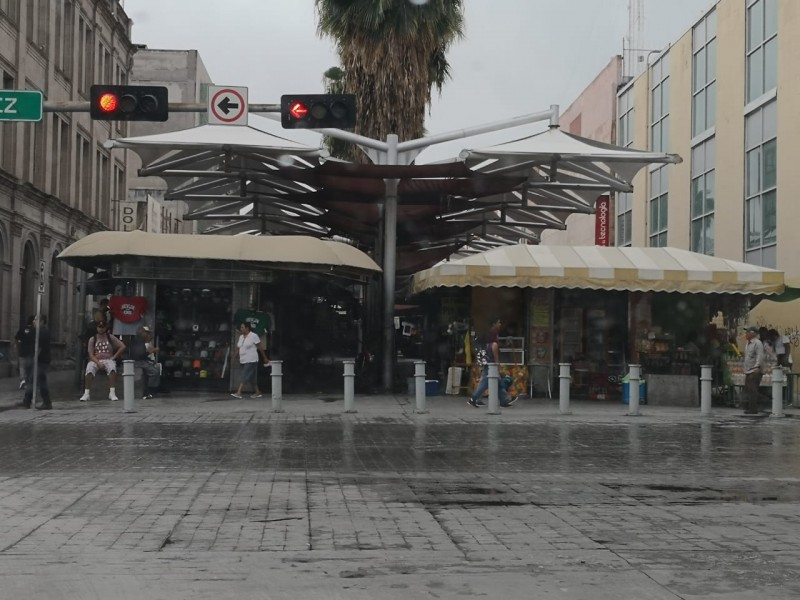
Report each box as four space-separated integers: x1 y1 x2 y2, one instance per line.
58 231 381 277
411 244 784 295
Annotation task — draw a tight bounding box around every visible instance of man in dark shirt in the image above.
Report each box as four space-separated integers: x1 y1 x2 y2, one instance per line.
18 315 52 410
14 315 36 391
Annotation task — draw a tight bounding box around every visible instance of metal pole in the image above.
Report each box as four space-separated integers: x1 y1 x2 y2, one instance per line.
381 134 399 392
122 360 136 413
271 360 284 413
487 363 500 415
414 360 428 414
627 364 641 416
559 363 572 415
771 367 785 418
700 364 713 416
343 359 356 413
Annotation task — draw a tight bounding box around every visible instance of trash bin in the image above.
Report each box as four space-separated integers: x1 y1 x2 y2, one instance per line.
621 375 647 404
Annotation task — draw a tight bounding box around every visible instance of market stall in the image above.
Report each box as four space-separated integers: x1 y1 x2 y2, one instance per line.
411 244 785 404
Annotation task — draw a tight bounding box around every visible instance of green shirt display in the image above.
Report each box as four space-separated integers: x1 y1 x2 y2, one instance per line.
233 309 272 337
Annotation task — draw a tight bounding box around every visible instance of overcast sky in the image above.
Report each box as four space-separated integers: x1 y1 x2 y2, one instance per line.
124 0 713 161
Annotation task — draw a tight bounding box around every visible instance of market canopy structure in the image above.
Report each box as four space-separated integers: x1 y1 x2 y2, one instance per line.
107 121 681 273
410 244 784 296
58 230 382 280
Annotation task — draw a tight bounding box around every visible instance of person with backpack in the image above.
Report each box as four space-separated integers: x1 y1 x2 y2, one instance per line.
79 320 126 402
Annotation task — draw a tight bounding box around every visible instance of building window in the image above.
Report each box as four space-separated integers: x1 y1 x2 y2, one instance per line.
77 16 92 96
745 101 777 268
616 192 632 247
0 0 20 23
649 167 668 247
96 149 110 223
76 133 91 212
691 138 715 255
650 53 670 153
616 88 634 246
746 0 778 103
692 9 717 136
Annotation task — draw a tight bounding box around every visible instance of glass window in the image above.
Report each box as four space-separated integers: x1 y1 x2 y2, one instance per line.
690 138 716 255
692 10 717 136
650 53 670 152
743 101 777 266
746 0 778 102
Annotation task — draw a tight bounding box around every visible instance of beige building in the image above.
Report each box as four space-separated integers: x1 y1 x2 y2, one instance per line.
0 3 211 372
0 0 135 368
550 0 798 337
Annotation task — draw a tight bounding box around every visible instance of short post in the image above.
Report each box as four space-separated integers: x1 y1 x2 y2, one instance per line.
627 364 641 416
414 360 428 414
700 364 713 416
771 366 785 418
343 359 356 413
122 359 136 413
271 360 284 413
487 363 501 414
559 362 571 415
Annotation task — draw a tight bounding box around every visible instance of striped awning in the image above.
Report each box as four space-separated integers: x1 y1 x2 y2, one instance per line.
410 245 784 296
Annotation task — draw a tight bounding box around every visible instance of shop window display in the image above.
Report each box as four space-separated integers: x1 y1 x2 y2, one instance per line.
156 285 232 389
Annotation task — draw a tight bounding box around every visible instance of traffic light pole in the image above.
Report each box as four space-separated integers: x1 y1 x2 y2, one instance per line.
42 102 281 113
312 105 561 392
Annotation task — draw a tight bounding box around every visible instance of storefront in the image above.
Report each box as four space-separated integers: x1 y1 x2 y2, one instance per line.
411 244 784 404
58 231 381 394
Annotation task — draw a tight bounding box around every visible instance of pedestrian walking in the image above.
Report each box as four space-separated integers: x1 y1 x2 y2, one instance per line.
17 315 52 410
231 321 269 399
468 317 516 408
14 315 36 390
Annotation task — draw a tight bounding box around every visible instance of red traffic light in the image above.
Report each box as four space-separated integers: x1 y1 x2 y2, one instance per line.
90 85 169 121
288 101 309 120
281 94 356 129
98 93 119 113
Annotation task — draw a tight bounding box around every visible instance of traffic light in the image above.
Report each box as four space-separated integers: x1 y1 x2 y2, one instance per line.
280 94 356 129
90 85 169 121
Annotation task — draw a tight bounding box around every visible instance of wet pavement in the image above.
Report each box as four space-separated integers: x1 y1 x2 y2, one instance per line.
1 372 800 598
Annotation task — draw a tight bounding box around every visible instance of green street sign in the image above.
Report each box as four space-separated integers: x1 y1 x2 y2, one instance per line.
0 90 43 122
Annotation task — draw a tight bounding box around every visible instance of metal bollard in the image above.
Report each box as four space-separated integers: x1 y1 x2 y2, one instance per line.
122 359 136 413
271 360 284 413
700 364 713 416
343 359 356 413
559 362 571 415
414 360 428 414
771 366 785 418
627 364 641 416
487 363 501 414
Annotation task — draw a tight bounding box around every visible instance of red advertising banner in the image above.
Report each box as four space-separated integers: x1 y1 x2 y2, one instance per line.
595 195 610 246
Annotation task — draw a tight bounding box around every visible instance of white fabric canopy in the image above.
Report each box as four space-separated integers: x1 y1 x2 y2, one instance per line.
106 122 326 156
461 127 681 185
59 231 381 275
411 244 783 296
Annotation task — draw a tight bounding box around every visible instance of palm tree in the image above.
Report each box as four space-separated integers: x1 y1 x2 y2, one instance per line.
315 0 464 158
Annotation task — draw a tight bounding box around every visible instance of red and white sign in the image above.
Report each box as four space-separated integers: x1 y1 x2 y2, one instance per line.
595 195 610 246
208 86 248 126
